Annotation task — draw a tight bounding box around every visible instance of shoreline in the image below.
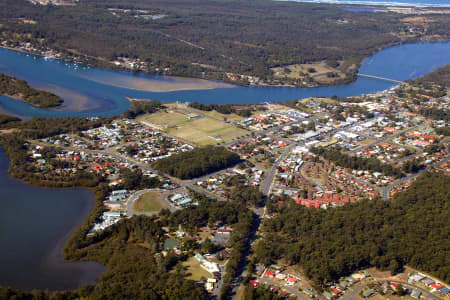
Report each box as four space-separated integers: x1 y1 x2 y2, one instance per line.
75 72 236 93
1 38 447 93
0 147 106 291
0 46 237 92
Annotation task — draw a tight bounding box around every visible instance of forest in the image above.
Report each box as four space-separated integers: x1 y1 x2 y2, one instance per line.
153 146 241 179
122 99 162 119
189 102 253 117
0 114 20 125
1 0 449 81
409 63 450 87
311 146 404 178
255 172 450 287
0 73 63 108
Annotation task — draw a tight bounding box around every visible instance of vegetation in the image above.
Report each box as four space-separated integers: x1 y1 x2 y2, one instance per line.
153 146 241 179
122 99 162 119
225 175 265 207
182 256 213 281
256 172 450 286
0 73 63 108
0 114 20 125
1 0 449 82
418 108 450 122
243 285 285 300
132 190 164 212
0 117 115 187
435 127 450 136
189 102 253 117
409 63 450 88
65 215 207 299
311 146 404 178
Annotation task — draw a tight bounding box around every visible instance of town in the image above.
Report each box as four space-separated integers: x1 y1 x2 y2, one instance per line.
8 74 447 299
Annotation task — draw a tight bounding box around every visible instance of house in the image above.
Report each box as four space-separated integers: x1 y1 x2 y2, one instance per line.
286 276 298 285
264 270 275 278
170 194 184 202
437 287 450 296
411 289 421 299
112 189 128 196
331 287 342 296
304 288 316 298
421 278 435 286
362 288 375 298
430 284 444 291
250 280 259 287
322 291 332 299
103 211 121 218
390 282 399 290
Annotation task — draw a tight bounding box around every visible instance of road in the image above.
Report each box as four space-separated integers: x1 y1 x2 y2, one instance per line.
341 279 441 300
126 188 178 216
349 125 420 154
260 144 298 196
258 277 312 300
381 156 450 200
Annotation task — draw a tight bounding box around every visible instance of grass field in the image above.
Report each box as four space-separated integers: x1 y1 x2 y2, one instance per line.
316 138 338 147
357 139 376 146
271 62 347 84
131 191 164 213
182 257 213 281
139 108 249 146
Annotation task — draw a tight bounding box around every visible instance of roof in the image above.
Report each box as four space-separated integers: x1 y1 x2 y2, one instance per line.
411 289 421 298
362 289 375 297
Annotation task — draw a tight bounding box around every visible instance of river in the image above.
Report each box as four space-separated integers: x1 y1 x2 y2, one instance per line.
0 148 106 290
0 42 449 118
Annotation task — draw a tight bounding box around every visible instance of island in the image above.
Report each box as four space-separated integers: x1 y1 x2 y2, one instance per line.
0 73 63 108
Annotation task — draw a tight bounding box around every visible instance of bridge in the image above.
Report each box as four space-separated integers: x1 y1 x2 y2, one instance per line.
358 73 406 84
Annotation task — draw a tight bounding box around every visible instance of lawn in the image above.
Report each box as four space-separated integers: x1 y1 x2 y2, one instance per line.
316 138 338 147
131 191 164 212
357 139 376 146
139 109 249 146
138 110 188 128
182 257 213 281
167 117 249 146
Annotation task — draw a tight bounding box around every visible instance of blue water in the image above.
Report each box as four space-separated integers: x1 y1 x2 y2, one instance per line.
283 0 450 7
0 41 449 118
0 148 106 290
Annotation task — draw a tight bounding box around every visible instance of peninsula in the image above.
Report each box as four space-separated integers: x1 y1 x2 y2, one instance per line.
0 73 63 108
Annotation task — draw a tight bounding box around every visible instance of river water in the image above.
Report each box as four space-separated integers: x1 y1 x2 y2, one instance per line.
0 42 449 118
0 148 106 290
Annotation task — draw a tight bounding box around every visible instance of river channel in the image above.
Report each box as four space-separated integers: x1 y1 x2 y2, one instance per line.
0 42 449 118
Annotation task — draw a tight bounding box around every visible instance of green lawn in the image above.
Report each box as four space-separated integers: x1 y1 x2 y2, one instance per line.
182 257 213 281
131 191 164 212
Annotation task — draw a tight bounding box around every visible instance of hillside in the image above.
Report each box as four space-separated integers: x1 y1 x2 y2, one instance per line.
1 0 449 82
256 172 450 286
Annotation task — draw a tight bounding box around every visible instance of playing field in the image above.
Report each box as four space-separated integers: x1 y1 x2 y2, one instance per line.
139 109 249 146
131 191 164 212
182 257 213 281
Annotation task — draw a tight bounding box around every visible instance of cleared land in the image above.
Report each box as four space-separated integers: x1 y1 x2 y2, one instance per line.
182 257 213 281
139 109 249 146
271 62 347 84
131 191 164 212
